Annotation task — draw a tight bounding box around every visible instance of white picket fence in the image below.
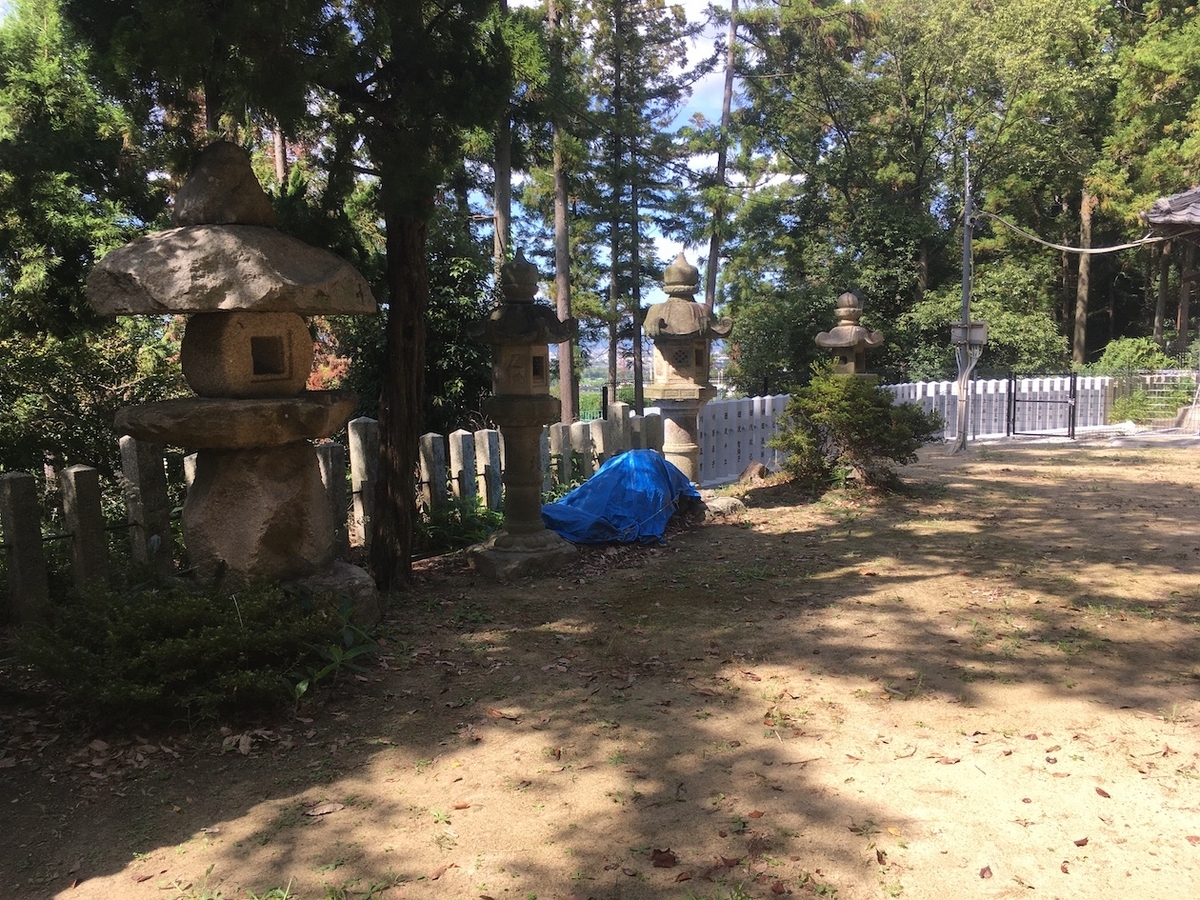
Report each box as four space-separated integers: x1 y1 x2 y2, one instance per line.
695 394 791 486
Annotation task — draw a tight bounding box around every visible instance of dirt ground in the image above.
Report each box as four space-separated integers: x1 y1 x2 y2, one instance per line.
2 439 1199 900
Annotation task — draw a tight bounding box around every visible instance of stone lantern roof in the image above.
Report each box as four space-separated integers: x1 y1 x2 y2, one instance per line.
815 290 884 352
644 253 732 341
470 250 576 345
86 142 374 316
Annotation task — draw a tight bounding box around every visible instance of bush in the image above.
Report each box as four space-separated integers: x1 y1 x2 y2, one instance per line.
21 579 375 727
1086 337 1175 375
770 365 944 490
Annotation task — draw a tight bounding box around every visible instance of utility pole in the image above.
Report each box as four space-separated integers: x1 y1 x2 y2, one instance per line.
950 151 987 454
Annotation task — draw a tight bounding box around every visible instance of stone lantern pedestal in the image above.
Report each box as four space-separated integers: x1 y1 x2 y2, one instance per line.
87 142 376 596
644 254 732 484
815 291 883 375
466 251 577 582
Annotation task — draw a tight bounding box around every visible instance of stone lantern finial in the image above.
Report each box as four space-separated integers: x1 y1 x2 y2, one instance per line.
499 250 539 303
663 253 700 300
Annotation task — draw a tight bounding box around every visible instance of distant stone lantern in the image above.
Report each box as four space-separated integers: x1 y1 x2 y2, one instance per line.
644 253 733 483
87 142 376 588
466 251 578 581
815 290 884 375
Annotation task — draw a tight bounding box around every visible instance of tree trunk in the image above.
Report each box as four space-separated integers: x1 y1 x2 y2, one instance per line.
1153 242 1169 346
1073 189 1095 365
631 179 644 413
273 127 288 185
369 207 428 591
550 0 577 423
704 0 737 310
1176 241 1195 356
608 214 619 403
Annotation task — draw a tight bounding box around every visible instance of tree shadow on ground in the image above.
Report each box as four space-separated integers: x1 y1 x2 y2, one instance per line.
1 443 1197 899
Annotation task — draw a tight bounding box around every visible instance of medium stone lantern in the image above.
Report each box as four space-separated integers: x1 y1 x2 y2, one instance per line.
87 142 376 588
815 290 884 374
466 251 578 581
644 253 732 483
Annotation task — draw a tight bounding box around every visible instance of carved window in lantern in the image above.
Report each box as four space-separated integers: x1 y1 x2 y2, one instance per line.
670 347 691 369
251 335 288 378
693 343 706 372
531 353 548 390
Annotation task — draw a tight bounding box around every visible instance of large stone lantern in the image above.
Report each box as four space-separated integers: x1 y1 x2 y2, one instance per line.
466 251 577 581
87 142 375 586
815 290 884 375
644 253 732 483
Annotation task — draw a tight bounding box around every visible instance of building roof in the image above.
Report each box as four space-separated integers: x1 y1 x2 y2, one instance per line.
1144 187 1200 230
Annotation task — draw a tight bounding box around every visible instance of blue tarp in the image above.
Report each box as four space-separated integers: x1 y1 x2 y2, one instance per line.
542 449 700 544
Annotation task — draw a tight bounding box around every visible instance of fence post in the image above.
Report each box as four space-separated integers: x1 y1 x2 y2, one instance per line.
418 432 448 511
348 416 379 549
0 472 51 623
641 413 664 453
316 442 350 559
447 429 477 503
608 401 631 452
569 420 595 478
548 422 573 487
119 436 173 577
475 428 503 510
61 464 108 591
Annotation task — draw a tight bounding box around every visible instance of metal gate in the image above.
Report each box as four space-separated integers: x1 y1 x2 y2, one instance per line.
1007 372 1077 439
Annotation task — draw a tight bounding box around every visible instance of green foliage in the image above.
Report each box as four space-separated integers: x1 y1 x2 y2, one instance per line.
414 496 503 557
0 317 186 475
770 366 944 491
1109 377 1195 424
23 579 375 726
1085 336 1175 375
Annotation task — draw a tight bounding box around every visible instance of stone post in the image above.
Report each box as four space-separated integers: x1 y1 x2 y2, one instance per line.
119 436 173 577
466 250 578 581
0 472 50 623
61 464 108 590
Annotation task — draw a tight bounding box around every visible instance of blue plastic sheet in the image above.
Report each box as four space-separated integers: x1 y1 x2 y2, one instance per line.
542 449 700 544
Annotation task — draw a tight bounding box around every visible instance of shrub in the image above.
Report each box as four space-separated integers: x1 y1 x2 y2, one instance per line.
21 579 374 727
1087 337 1174 375
770 365 944 490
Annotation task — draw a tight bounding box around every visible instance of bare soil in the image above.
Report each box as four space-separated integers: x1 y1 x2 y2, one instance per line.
2 440 1199 900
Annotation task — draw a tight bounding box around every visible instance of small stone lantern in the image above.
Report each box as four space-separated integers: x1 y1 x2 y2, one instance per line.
466 251 577 581
87 142 376 589
644 253 732 483
815 290 884 375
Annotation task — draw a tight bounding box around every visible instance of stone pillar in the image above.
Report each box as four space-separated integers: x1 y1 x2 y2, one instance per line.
0 472 50 623
119 436 173 577
61 464 108 590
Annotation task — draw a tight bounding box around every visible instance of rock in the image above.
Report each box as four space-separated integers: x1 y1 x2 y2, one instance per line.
115 391 358 449
291 561 381 628
171 141 277 227
739 461 771 482
87 224 376 316
183 443 334 584
704 496 747 518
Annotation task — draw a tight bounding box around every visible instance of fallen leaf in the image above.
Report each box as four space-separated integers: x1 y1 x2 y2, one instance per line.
748 810 764 819
1045 744 1062 753
134 874 152 883
1046 757 1058 764
1060 861 1069 874
0 758 16 769
1095 787 1111 798
1024 734 1038 740
936 756 960 765
720 856 741 868
88 739 109 753
1186 835 1200 846
887 827 902 837
429 862 456 880
1074 837 1088 847
674 872 692 882
771 881 788 894
484 708 518 720
876 848 887 865
980 865 993 879
651 848 678 868
454 802 471 810
1052 772 1070 778
621 867 637 877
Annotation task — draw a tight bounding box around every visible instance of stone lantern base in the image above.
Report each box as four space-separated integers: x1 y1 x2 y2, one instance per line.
466 528 577 583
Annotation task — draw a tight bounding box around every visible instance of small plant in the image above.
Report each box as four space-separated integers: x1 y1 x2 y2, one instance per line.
769 363 943 491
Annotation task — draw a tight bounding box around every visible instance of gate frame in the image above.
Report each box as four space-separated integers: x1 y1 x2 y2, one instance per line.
1006 372 1077 439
